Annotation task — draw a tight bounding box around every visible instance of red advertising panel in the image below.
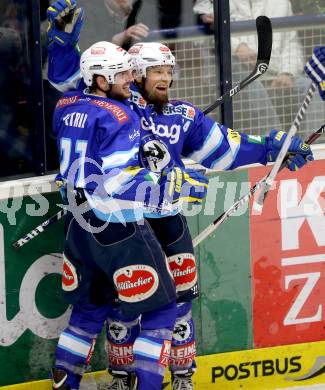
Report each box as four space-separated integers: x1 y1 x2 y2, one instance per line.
249 160 325 347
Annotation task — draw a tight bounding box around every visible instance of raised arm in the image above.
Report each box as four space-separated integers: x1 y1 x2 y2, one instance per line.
182 105 313 172
47 0 84 91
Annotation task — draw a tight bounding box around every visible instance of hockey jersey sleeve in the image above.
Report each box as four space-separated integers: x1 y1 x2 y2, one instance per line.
182 107 268 170
94 111 159 201
93 111 186 220
48 41 84 92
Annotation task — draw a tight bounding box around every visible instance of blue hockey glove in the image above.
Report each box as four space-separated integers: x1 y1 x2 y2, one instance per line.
304 46 325 101
47 0 84 46
160 167 209 207
266 129 314 171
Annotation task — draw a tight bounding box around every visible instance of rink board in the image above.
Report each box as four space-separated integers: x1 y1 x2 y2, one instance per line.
0 153 325 387
1 341 325 389
249 160 325 349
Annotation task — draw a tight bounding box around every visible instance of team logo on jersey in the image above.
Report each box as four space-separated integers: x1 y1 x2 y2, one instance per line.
113 264 159 302
172 320 193 344
62 254 79 292
167 253 197 292
170 319 196 366
140 134 171 172
107 321 130 343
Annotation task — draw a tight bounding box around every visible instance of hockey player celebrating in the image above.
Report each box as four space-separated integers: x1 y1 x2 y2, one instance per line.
47 1 314 390
50 35 211 390
305 46 325 101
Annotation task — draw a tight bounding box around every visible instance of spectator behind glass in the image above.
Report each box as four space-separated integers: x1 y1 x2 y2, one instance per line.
193 0 325 134
290 0 325 15
0 2 33 177
193 0 280 131
110 0 149 49
193 0 214 35
74 0 149 51
290 0 325 61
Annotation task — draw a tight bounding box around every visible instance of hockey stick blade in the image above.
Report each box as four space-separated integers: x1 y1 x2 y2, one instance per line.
12 209 68 249
256 16 272 63
192 122 324 248
203 15 272 115
252 82 316 213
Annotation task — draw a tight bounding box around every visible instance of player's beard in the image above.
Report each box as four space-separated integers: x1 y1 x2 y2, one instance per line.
144 87 169 109
108 82 131 100
109 90 130 100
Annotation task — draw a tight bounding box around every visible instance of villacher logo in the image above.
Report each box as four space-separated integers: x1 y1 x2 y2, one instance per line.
113 264 159 303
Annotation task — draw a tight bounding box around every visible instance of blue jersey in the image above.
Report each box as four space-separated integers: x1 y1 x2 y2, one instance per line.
129 90 268 172
48 42 269 176
53 89 170 223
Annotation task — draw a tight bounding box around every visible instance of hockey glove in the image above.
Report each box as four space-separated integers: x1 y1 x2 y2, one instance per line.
266 129 314 171
159 167 209 209
304 46 325 101
47 0 84 46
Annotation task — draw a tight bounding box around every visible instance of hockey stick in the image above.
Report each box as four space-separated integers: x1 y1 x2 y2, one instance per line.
203 15 272 115
192 121 325 248
252 82 316 213
12 119 324 251
11 82 319 251
12 208 68 249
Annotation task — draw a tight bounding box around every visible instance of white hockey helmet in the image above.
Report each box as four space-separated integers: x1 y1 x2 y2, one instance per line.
128 42 175 78
80 41 134 86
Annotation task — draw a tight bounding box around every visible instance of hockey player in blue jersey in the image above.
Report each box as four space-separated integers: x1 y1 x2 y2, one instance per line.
47 2 314 389
50 36 210 390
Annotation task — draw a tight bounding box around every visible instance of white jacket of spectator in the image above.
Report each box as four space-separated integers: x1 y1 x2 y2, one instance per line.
193 0 213 15
193 0 304 77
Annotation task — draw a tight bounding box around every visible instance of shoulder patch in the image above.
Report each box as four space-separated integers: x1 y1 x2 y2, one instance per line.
91 99 129 123
227 128 241 144
161 103 196 120
130 90 147 109
56 95 80 108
